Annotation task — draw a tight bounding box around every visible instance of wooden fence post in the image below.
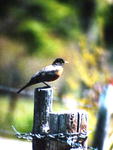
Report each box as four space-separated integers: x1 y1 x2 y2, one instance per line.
32 87 53 150
49 112 87 150
32 87 88 150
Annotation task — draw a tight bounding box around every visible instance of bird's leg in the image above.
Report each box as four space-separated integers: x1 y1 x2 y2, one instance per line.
43 82 51 87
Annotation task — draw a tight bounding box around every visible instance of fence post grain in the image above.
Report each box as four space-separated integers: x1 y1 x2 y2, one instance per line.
49 112 87 150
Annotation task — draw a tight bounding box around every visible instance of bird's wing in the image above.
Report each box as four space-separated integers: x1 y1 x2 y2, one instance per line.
31 65 54 78
32 65 62 78
29 64 63 83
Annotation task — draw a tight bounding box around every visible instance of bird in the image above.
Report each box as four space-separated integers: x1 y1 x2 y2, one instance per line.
17 58 68 93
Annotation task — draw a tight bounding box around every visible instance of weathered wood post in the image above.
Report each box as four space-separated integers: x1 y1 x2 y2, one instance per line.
49 112 88 150
32 87 88 150
32 87 53 150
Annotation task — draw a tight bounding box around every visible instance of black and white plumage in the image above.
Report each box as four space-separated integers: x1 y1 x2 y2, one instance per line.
17 58 68 93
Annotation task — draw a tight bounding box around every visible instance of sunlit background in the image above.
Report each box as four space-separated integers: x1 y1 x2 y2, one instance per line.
1 0 113 149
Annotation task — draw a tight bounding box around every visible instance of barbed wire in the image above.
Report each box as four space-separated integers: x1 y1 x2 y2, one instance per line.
0 85 33 97
12 126 97 150
0 85 95 108
0 85 60 101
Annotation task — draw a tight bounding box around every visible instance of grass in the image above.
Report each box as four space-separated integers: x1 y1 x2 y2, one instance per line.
0 96 33 136
0 95 68 137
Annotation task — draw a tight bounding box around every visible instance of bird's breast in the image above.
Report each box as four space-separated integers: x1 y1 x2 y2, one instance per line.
44 67 63 82
55 67 63 76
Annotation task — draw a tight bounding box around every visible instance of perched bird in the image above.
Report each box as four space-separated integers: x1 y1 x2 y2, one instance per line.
17 58 68 93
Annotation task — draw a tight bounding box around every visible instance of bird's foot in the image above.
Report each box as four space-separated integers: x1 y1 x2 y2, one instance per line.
43 82 51 88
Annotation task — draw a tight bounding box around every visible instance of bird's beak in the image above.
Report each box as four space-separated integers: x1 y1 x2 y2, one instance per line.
65 61 69 64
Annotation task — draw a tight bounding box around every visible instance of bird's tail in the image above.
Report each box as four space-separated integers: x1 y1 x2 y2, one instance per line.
17 82 31 94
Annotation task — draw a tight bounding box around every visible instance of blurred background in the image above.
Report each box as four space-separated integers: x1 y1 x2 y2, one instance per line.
0 0 113 149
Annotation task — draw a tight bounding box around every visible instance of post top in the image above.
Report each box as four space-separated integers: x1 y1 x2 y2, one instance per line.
35 86 53 92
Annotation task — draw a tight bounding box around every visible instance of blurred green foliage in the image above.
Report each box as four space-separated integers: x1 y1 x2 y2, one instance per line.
0 0 113 88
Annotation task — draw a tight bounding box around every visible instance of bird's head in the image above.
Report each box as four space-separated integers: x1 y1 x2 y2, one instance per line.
52 58 68 66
